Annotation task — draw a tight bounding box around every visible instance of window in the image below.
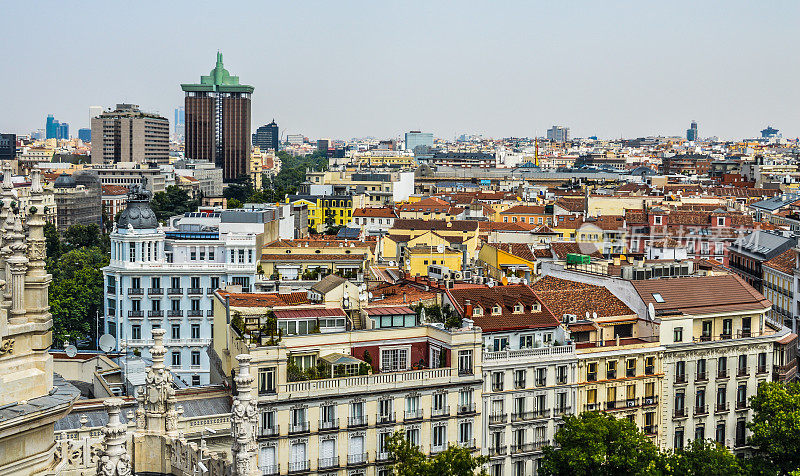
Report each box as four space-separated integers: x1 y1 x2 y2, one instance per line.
514 369 526 389
626 358 636 377
171 351 181 367
238 249 245 263
757 352 767 372
492 337 509 352
171 324 180 340
587 388 597 409
131 324 141 340
458 350 473 375
459 389 473 406
535 367 546 386
191 350 200 367
697 358 707 379
210 276 219 290
717 385 727 408
519 335 533 349
607 360 617 379
652 293 664 303
321 404 336 424
191 375 200 386
491 372 504 391
129 243 135 262
491 305 502 315
556 365 568 384
458 421 472 444
716 422 725 444
258 367 276 394
171 299 180 312
381 347 409 372
556 392 568 412
151 299 161 311
587 362 597 381
737 384 747 408
653 216 662 225
209 249 215 260
722 319 732 338
673 327 683 343
378 399 393 421
742 317 752 337
695 425 705 441
676 361 686 382
171 277 181 290
701 320 712 340
405 428 420 447
190 324 200 339
432 424 446 448
190 250 196 260
718 356 728 377
674 428 684 449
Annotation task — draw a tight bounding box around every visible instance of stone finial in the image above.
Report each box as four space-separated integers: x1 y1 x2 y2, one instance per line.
97 398 132 476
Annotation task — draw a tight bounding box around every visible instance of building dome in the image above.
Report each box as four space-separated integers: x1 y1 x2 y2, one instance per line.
53 173 77 188
117 184 158 230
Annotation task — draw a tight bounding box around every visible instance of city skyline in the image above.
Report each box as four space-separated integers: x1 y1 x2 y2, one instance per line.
1 1 799 140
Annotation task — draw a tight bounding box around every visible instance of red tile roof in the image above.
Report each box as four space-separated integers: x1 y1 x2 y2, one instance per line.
549 242 603 259
353 207 397 218
447 284 560 332
489 243 537 262
500 205 547 215
365 306 416 316
102 185 129 195
217 291 310 307
632 274 770 315
392 219 479 232
531 276 634 319
261 253 366 261
764 249 795 275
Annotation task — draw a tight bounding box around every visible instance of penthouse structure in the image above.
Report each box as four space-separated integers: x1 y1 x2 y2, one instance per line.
181 52 253 182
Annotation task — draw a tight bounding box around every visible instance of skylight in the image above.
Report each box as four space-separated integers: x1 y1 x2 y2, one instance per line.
652 293 665 303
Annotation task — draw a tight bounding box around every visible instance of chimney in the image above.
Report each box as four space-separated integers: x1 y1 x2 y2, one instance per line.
403 292 407 303
464 299 473 318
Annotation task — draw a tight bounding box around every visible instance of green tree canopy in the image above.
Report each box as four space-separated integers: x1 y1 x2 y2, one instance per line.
386 431 486 476
748 381 800 475
663 439 744 476
150 185 200 222
540 412 661 476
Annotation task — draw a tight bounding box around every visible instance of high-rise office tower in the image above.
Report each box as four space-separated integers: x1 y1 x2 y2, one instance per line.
686 120 698 142
174 106 185 141
89 105 103 124
253 120 279 151
546 125 570 143
57 122 69 140
405 130 434 153
181 52 253 182
46 114 59 139
90 103 170 164
78 128 92 142
0 134 15 160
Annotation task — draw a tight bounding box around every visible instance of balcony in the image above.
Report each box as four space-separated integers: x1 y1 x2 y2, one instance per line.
674 374 687 384
491 382 504 392
737 367 749 378
531 409 550 419
736 401 748 411
715 402 730 414
148 310 163 318
187 309 203 318
148 288 163 295
556 376 568 385
260 425 279 437
642 396 658 406
605 400 620 410
511 443 534 454
431 406 450 418
625 398 639 409
457 439 477 449
347 453 368 466
207 287 217 294
458 403 476 415
511 411 532 422
404 409 423 421
376 452 392 463
584 403 599 411
377 413 395 425
288 422 309 434
674 408 687 418
606 370 617 380
718 369 729 379
696 371 708 382
694 404 708 415
430 444 446 454
488 413 507 425
317 457 339 469
128 288 143 295
554 406 571 417
187 287 203 295
645 365 655 375
128 310 144 318
587 372 597 382
488 445 507 457
348 416 367 428
644 425 658 436
287 461 309 474
260 464 279 476
319 419 339 431
514 379 525 390
167 287 183 295
206 310 214 317
756 365 768 375
626 368 636 378
458 367 473 376
168 310 184 318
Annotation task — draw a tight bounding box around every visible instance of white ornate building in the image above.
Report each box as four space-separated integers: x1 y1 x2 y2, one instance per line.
103 186 264 386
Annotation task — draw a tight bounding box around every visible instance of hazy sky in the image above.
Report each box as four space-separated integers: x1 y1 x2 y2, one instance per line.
2 1 798 140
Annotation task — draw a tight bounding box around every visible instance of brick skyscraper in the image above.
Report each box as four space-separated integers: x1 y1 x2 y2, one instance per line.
181 52 253 182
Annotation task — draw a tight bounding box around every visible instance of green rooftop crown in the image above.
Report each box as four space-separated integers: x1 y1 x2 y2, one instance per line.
181 51 254 94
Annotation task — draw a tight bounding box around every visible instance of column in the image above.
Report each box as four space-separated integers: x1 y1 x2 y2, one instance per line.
97 397 132 476
231 354 259 476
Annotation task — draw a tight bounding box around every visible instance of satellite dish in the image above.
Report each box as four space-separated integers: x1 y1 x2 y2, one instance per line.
648 302 655 320
99 334 115 353
65 345 77 358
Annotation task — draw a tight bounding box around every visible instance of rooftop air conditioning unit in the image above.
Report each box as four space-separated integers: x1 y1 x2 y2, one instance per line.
562 313 577 324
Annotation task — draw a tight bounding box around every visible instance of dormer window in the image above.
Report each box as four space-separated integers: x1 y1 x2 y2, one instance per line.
492 305 502 316
653 215 662 226
531 302 540 312
717 217 725 226
472 306 483 316
514 303 523 314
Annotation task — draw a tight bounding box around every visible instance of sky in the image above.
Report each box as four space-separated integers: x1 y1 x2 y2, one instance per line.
1 1 798 141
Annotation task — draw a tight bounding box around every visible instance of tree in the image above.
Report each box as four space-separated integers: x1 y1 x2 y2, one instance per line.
386 431 487 476
48 246 108 347
540 412 661 476
150 186 200 222
227 198 243 209
748 381 800 475
663 439 743 476
45 222 62 260
64 223 103 249
223 176 255 203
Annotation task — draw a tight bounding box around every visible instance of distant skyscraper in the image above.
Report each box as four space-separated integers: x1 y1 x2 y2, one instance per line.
78 128 92 142
174 106 185 141
91 103 169 164
57 122 69 140
89 106 103 125
181 52 253 182
546 125 570 143
253 120 279 151
405 130 434 153
686 120 698 142
46 114 59 139
31 129 45 140
0 134 15 161
761 126 780 138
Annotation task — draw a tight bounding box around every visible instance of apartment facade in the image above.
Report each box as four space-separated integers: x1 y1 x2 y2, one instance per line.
90 103 170 165
103 195 262 386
